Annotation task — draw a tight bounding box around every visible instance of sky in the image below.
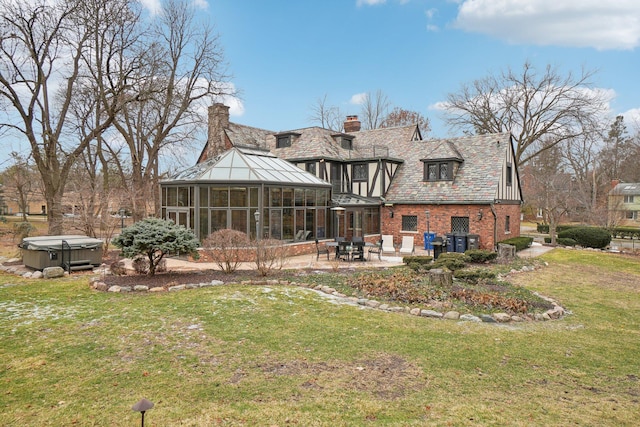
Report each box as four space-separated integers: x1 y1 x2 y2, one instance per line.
2 0 639 169
194 0 640 138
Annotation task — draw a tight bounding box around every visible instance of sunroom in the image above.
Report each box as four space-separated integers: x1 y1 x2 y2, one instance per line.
160 147 333 242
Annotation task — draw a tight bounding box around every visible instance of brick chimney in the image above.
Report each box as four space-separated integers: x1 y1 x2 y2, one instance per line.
205 103 231 160
343 115 361 133
611 179 621 189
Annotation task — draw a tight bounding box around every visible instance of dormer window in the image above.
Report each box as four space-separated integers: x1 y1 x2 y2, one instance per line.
423 161 455 181
341 136 353 150
276 135 291 148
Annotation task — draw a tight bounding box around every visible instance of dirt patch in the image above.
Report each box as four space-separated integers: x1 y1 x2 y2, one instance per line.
256 353 427 400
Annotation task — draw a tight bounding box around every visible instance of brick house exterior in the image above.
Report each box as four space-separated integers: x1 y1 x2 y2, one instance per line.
195 104 523 251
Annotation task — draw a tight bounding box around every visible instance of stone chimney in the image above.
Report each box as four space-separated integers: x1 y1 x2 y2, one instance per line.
343 115 361 133
205 103 230 160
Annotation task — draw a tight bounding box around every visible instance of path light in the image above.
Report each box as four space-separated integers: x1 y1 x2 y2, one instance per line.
132 398 154 427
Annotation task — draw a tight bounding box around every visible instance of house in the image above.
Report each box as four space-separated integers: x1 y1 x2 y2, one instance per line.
608 181 640 226
182 103 523 250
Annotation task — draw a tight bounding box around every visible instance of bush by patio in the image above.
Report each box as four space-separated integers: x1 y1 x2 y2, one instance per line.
498 236 533 251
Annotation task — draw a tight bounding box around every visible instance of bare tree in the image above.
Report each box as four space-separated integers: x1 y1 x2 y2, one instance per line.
308 94 344 131
443 61 609 166
2 152 34 220
360 90 391 130
381 106 431 135
0 0 139 234
598 115 640 183
109 0 234 220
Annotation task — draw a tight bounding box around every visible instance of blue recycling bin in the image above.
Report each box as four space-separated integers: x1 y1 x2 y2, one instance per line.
423 232 436 250
455 234 467 253
446 233 455 252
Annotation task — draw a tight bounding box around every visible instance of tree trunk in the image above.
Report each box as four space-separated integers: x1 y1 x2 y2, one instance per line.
429 268 452 287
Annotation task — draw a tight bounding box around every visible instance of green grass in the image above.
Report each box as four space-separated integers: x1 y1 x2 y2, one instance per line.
1 249 640 426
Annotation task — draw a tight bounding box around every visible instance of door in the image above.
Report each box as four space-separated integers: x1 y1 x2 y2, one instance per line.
167 208 190 228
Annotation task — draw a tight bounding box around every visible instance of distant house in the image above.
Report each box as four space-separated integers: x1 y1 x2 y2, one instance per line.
608 181 640 226
175 103 523 250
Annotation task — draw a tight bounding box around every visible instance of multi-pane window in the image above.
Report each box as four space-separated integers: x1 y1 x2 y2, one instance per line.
353 164 367 181
439 163 448 180
625 211 638 219
305 162 316 175
424 161 453 181
624 195 634 203
341 137 353 150
505 215 511 233
276 135 291 148
402 215 418 232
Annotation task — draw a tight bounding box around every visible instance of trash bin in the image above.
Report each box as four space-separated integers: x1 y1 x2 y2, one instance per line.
432 237 444 260
446 233 455 252
454 234 467 253
423 232 436 250
467 234 479 250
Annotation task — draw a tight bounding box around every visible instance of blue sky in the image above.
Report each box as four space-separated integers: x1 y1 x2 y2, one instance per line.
196 0 640 137
2 0 639 169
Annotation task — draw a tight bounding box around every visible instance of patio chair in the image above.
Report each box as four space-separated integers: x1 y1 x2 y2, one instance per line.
368 239 383 261
399 236 415 256
337 241 352 261
381 235 395 254
315 239 330 261
352 241 365 261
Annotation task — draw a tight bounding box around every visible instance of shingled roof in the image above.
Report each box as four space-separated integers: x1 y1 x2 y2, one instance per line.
382 132 515 204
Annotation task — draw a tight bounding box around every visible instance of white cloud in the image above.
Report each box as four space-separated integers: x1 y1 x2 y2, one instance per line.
192 0 208 10
356 0 386 6
453 0 640 50
622 108 640 130
139 0 162 15
350 93 368 105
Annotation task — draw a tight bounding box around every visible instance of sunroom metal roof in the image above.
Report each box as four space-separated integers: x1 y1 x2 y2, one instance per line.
163 146 331 187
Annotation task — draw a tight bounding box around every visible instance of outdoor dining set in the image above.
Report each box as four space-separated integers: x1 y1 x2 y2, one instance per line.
315 237 383 262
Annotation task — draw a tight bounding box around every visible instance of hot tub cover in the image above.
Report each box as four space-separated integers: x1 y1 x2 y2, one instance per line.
19 235 104 251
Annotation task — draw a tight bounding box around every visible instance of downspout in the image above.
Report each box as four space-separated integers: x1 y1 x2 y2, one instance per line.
490 203 498 251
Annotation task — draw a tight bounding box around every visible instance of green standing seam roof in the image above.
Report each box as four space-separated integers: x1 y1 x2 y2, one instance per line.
163 147 331 187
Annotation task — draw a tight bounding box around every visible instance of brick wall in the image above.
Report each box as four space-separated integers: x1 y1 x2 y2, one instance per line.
381 203 521 250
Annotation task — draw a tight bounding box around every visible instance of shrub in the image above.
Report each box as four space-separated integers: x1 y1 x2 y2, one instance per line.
536 223 549 233
611 226 640 239
543 237 577 246
254 238 288 276
402 255 433 266
13 221 34 241
112 218 200 276
558 227 611 249
454 268 497 281
432 252 470 271
464 249 497 263
202 229 251 273
498 236 533 251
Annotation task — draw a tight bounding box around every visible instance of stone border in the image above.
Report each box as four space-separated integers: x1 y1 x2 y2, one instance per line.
0 257 567 324
88 271 567 325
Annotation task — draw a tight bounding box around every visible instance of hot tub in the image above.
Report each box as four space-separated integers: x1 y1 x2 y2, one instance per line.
19 235 104 271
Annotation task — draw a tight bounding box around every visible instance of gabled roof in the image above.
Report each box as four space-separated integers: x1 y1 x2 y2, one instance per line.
383 132 516 204
610 182 640 195
421 140 464 162
226 123 272 148
164 146 330 187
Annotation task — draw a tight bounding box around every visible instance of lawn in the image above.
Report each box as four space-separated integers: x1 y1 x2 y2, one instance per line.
1 249 639 426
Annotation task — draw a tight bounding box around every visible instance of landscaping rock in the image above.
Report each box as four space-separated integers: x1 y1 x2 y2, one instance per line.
493 313 511 322
409 308 421 316
443 311 460 320
43 266 65 279
420 309 443 318
149 287 165 292
480 314 497 323
134 285 149 292
108 285 121 293
460 314 482 322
